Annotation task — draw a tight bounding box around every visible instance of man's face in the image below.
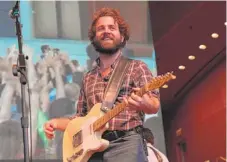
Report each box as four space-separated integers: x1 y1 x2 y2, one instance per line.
92 16 124 55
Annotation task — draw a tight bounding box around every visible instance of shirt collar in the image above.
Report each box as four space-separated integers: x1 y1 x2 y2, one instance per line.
94 52 122 70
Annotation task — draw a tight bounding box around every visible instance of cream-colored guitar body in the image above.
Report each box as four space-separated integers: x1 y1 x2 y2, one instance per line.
63 103 109 162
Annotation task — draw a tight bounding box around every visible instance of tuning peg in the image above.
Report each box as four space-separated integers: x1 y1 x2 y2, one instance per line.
166 71 176 79
171 75 176 79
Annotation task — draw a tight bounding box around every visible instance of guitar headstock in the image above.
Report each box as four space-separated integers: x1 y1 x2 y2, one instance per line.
158 71 176 81
148 71 176 90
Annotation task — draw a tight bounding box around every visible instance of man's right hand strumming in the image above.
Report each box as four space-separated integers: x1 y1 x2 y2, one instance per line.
44 118 71 139
44 119 58 139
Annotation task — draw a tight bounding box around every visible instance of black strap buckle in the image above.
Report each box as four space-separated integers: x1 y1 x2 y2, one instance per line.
102 125 143 141
102 130 126 141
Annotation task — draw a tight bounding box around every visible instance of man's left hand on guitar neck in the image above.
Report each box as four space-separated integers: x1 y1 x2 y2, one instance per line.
123 88 160 114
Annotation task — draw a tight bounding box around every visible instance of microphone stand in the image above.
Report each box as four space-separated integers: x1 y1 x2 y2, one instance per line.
11 1 30 162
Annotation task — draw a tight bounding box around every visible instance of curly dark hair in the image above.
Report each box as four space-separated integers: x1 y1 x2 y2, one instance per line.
88 7 130 47
143 127 154 145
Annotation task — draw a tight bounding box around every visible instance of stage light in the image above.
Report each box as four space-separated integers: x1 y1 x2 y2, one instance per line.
211 33 219 39
178 65 186 70
199 44 207 50
162 84 168 88
188 55 196 60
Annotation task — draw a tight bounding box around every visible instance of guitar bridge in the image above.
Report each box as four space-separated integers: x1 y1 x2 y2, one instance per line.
72 130 83 148
67 149 84 162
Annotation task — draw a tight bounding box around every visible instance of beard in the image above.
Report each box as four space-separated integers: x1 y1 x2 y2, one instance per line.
92 34 124 55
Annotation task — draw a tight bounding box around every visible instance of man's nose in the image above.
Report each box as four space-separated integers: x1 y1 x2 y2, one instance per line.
103 27 111 33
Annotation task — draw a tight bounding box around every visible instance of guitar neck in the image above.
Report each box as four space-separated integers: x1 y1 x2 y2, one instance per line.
92 93 138 132
92 72 175 131
93 82 160 131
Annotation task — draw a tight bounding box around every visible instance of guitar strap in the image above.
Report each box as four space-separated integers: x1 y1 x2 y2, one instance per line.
101 55 132 111
101 55 148 157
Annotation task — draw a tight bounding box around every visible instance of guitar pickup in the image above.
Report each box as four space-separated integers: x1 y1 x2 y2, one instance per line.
72 130 83 148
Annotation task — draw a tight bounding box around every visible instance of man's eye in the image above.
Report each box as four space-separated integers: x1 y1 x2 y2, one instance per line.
97 27 104 32
110 26 115 30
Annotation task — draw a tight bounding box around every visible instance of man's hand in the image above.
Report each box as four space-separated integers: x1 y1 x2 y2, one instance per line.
43 119 58 139
43 118 70 137
123 88 160 114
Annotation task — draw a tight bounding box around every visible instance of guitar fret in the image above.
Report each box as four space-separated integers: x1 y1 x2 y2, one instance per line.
102 116 105 126
109 110 113 119
118 105 121 113
106 111 110 121
111 109 116 118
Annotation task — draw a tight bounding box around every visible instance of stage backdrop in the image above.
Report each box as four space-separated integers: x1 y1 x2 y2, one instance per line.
0 1 166 160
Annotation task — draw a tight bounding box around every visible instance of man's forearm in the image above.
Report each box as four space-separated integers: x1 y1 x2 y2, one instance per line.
52 118 71 131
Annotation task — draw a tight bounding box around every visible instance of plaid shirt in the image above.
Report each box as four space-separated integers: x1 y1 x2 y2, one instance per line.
70 54 158 131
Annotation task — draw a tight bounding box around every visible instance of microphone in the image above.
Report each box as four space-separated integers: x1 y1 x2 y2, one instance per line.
9 1 20 19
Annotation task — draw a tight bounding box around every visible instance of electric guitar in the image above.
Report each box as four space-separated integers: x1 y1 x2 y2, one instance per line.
62 72 176 162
